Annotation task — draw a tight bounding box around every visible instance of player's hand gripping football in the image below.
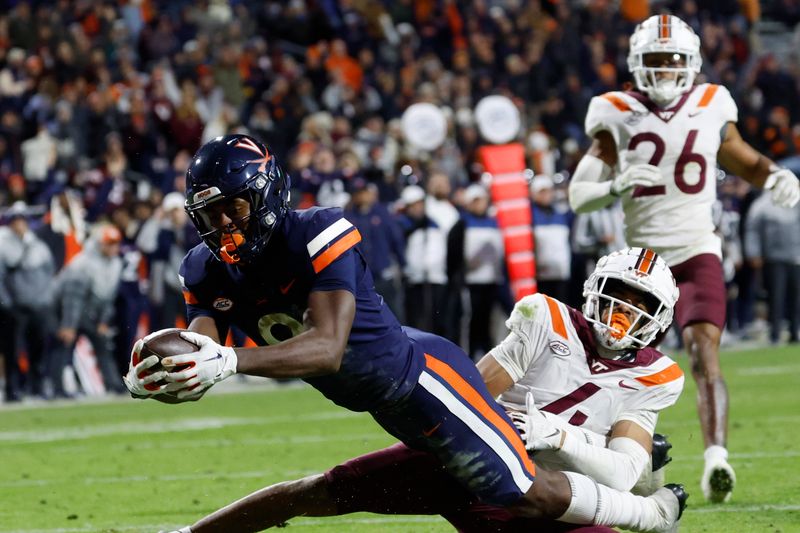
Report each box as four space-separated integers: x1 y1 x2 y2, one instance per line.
610 164 662 196
764 167 800 208
123 345 169 399
508 392 566 452
162 332 238 398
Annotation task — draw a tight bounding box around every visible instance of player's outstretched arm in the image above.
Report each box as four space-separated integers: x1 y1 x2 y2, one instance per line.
164 289 355 397
719 122 800 208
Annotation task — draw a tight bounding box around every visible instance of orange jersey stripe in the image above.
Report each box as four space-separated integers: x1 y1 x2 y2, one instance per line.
659 14 671 39
601 93 631 112
638 249 656 275
697 84 718 108
635 363 684 387
182 290 199 305
311 229 362 273
424 354 536 477
544 295 568 339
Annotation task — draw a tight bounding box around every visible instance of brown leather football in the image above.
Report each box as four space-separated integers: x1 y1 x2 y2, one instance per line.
133 328 199 404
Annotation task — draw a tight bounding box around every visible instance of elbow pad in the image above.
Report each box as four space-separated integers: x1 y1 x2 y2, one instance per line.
568 155 614 213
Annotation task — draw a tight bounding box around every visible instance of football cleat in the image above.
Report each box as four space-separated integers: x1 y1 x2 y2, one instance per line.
652 433 674 472
650 483 688 533
701 446 736 503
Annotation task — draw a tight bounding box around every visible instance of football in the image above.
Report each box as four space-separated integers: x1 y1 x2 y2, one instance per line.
132 328 199 404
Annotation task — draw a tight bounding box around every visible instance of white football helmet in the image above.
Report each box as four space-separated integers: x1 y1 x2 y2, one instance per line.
583 247 679 351
627 14 702 105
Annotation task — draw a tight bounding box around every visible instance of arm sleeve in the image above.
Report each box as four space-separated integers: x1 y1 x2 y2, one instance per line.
555 434 651 491
568 154 616 214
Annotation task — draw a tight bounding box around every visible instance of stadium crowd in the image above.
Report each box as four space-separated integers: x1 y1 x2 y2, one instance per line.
1 0 799 402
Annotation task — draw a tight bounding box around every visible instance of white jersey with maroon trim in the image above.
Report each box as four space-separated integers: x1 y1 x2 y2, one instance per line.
585 83 738 266
492 293 684 439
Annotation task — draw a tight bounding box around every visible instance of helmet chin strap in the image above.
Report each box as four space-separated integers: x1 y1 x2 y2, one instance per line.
220 232 245 264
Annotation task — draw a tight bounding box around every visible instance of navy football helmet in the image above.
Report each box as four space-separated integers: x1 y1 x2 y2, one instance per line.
185 134 291 265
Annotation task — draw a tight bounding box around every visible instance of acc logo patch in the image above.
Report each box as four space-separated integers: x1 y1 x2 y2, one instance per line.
549 340 570 357
212 297 234 312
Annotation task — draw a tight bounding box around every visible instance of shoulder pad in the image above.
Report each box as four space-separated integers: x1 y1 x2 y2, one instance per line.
297 207 361 273
505 293 550 338
694 83 738 123
585 92 636 137
179 243 215 288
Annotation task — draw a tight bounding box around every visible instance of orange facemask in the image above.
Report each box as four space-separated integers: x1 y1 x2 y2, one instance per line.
608 312 631 340
220 232 245 264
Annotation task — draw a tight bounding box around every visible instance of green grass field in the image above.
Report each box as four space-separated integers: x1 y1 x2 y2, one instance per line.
1 344 799 533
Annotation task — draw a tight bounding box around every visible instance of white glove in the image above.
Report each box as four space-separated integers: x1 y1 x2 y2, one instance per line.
610 164 663 196
162 331 238 399
764 167 800 208
123 351 169 399
508 392 565 451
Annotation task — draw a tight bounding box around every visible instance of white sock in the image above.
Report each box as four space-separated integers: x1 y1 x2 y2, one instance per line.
704 445 728 463
558 471 666 531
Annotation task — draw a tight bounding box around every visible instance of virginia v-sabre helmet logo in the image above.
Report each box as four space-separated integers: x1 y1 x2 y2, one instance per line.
184 134 291 265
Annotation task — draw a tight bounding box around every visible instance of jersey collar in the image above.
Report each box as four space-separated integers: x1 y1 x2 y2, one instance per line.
625 86 698 123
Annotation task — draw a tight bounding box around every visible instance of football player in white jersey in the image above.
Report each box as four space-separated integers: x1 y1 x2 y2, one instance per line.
163 248 687 533
568 14 800 503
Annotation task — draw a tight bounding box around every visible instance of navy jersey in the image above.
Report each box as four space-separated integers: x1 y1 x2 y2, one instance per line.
179 207 424 411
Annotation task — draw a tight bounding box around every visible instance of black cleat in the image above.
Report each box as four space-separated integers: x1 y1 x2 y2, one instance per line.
664 483 689 520
652 433 673 471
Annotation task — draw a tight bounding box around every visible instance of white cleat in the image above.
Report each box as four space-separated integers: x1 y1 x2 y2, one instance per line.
648 484 688 533
701 446 736 503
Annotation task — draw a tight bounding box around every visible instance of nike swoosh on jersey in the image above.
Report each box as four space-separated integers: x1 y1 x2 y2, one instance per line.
422 422 442 437
618 380 639 390
279 278 296 294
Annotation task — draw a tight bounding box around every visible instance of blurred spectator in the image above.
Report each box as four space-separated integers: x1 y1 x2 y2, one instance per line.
138 192 199 331
52 225 125 396
424 170 461 340
447 184 505 359
111 202 152 375
397 184 449 337
0 202 56 401
530 175 572 302
744 193 800 344
36 187 87 271
20 121 56 202
344 177 406 320
570 202 626 308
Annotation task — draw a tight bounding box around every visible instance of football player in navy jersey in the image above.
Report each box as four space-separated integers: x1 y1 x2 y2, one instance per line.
125 134 684 533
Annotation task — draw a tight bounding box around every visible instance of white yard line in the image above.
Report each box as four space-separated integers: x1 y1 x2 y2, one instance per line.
735 364 800 376
0 410 361 444
689 504 800 513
